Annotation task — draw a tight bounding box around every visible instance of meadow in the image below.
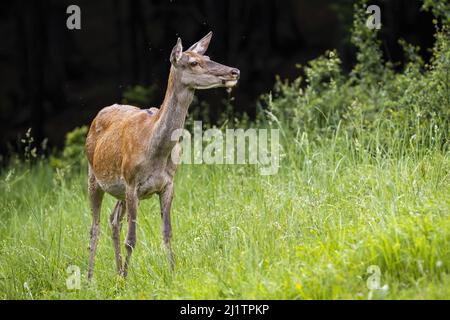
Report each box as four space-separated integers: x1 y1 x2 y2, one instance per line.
0 1 449 299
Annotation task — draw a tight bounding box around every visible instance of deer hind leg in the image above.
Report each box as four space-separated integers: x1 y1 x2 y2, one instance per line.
110 200 126 276
160 183 175 271
87 169 104 280
123 186 138 278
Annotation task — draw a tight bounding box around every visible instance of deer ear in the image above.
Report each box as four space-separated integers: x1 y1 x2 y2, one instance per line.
170 38 183 65
187 31 213 54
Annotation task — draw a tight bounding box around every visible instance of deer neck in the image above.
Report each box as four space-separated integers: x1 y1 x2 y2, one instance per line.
151 66 194 154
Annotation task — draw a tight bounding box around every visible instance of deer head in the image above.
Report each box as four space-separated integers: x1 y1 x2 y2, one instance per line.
169 32 240 90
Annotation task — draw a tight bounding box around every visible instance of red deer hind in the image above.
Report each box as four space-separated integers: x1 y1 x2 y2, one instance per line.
85 32 240 279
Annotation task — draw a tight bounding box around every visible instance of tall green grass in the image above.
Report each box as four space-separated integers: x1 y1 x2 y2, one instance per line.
0 0 449 299
0 129 448 299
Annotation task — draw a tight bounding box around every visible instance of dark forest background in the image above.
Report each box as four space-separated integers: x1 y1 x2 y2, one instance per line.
0 0 435 154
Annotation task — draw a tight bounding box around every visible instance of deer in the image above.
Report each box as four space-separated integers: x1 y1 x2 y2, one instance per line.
85 32 240 279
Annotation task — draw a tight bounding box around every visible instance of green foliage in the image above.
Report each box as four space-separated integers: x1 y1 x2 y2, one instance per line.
50 126 88 174
350 0 386 84
422 0 450 26
122 85 158 107
262 0 449 157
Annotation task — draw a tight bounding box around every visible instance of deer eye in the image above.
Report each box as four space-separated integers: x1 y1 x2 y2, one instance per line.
190 61 198 67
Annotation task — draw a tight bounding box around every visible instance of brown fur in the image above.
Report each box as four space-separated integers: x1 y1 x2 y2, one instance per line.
86 104 159 186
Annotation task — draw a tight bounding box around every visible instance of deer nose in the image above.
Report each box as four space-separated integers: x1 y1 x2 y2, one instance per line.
230 68 240 79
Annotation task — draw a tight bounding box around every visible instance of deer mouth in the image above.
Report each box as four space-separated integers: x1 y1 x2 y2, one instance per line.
222 79 238 88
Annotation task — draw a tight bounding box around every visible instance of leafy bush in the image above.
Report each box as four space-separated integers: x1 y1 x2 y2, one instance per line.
260 0 449 158
122 84 158 107
50 126 88 174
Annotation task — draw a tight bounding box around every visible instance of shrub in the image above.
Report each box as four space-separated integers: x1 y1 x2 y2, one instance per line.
122 84 158 107
50 126 88 174
260 0 449 156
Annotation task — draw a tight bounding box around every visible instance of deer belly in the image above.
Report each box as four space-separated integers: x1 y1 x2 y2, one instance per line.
96 175 167 200
97 179 126 199
137 175 168 199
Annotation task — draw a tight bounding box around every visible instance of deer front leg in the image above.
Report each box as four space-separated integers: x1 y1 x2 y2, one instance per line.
160 183 175 271
123 186 138 278
87 170 104 280
109 200 126 276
